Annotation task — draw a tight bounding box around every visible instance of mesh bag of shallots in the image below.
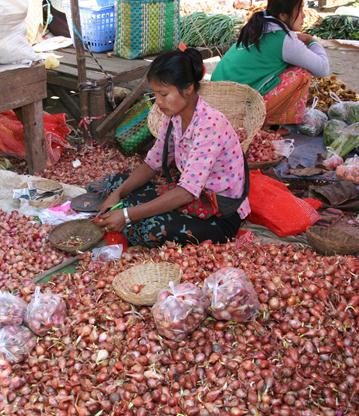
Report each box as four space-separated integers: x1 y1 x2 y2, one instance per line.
152 282 209 341
0 325 36 363
0 292 27 327
203 268 259 322
25 287 67 336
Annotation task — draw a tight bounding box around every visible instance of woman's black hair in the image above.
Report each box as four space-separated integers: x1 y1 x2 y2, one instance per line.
147 48 204 92
237 0 303 50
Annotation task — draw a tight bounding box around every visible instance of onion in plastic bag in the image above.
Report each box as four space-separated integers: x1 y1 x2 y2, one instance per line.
336 155 359 184
0 292 27 327
0 325 36 363
323 148 344 171
152 282 209 341
203 268 259 322
25 287 67 335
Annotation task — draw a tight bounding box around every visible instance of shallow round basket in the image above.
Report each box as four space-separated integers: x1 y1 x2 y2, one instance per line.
306 225 359 256
248 157 284 170
112 262 182 306
147 80 266 153
20 179 64 209
49 219 104 254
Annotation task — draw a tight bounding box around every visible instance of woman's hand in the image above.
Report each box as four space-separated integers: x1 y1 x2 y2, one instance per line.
297 32 315 45
99 189 121 214
97 210 126 232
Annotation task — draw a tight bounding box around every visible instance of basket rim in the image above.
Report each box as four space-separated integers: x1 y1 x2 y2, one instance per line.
112 262 182 306
147 80 266 152
49 219 104 254
306 224 359 255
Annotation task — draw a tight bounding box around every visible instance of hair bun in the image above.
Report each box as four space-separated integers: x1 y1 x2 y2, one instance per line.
185 47 204 83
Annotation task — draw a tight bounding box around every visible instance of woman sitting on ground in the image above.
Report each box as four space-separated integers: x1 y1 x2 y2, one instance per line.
97 48 249 247
211 0 330 131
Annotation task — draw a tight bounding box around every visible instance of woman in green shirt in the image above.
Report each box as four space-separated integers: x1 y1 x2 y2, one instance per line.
211 0 330 129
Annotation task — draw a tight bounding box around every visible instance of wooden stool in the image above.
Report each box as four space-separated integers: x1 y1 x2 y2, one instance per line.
0 63 47 173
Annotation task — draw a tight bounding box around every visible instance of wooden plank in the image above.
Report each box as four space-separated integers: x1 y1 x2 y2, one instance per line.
70 0 89 136
0 65 47 112
21 100 47 174
52 63 106 82
95 75 148 138
58 50 150 76
47 71 79 90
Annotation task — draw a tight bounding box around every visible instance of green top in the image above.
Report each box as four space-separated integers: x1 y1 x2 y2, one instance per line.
211 30 288 96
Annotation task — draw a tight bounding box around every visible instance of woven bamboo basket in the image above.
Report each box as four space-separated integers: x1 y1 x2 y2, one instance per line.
147 80 266 153
113 262 182 306
306 224 359 256
20 179 64 209
49 219 104 254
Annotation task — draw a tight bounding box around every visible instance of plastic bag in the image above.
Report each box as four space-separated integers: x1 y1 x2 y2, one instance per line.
92 244 123 261
25 287 66 335
152 282 209 341
298 98 328 136
323 148 344 171
330 122 359 157
0 325 36 363
203 268 259 322
272 139 295 158
0 292 27 327
248 170 320 237
336 155 359 184
0 0 39 65
328 93 359 123
323 119 347 147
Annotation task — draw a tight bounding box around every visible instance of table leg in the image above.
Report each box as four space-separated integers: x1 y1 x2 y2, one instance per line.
21 100 47 174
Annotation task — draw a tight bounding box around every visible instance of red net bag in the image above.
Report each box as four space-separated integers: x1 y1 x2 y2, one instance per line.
248 170 320 236
0 110 71 166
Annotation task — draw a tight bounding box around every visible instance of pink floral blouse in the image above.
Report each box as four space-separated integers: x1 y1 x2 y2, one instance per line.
145 96 250 219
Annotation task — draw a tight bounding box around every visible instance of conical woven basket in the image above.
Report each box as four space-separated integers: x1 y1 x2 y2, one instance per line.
147 80 266 153
112 262 182 306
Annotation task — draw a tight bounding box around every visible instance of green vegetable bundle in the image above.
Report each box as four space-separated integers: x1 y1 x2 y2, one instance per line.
306 15 359 40
180 12 245 49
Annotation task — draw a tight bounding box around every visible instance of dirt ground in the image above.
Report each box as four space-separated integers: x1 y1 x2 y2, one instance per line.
325 47 359 93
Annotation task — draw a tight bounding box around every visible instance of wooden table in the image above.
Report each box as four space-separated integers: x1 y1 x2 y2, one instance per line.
0 63 47 173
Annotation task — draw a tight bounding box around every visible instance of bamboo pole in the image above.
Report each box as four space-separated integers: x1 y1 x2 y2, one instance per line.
70 0 90 137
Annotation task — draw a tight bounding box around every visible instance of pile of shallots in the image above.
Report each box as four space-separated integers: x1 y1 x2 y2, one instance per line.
239 130 283 164
0 210 65 290
40 143 142 187
1 238 358 416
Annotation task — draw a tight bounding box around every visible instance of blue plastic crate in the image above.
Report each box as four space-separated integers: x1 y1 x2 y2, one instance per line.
64 4 115 53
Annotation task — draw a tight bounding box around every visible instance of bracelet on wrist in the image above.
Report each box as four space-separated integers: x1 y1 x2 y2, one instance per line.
123 207 132 227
